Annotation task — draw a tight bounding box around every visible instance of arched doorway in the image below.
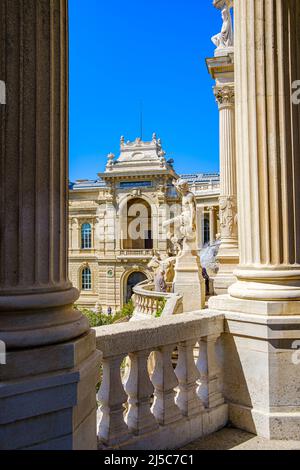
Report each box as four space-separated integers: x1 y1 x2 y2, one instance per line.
125 271 147 303
123 198 153 250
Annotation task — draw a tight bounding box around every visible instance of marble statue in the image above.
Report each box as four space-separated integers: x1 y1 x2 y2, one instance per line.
163 179 198 254
211 5 234 53
163 180 205 311
148 253 176 290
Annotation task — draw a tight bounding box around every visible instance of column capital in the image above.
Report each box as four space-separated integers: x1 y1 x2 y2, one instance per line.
214 84 235 108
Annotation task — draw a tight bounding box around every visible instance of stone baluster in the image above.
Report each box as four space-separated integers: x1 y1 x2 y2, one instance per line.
197 335 224 409
148 298 153 316
175 340 204 417
97 355 130 446
151 345 182 425
140 296 145 314
124 350 159 435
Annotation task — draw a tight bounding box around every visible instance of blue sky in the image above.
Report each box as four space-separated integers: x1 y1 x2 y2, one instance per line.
69 0 221 181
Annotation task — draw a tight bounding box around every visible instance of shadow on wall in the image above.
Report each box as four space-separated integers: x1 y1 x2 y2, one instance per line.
220 330 255 433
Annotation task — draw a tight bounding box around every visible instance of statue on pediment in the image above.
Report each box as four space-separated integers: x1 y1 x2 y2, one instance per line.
211 5 234 52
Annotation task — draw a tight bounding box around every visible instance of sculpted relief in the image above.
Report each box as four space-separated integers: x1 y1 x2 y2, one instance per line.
219 196 238 238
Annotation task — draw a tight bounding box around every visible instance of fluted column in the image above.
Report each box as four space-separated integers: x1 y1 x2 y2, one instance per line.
209 207 217 245
208 0 300 441
214 84 239 293
0 1 99 450
215 86 238 249
0 0 88 348
196 206 204 250
229 0 300 301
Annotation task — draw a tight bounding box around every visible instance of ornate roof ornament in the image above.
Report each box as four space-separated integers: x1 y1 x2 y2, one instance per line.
106 153 115 171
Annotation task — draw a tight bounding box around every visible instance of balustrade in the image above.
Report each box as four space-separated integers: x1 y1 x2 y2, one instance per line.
95 312 227 450
132 281 183 317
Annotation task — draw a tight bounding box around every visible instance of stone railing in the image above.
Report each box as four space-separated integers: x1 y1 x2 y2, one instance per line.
95 312 227 450
132 281 183 318
192 182 220 195
118 249 154 259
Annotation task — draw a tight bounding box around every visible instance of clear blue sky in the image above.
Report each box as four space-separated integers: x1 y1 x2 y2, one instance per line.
69 0 221 181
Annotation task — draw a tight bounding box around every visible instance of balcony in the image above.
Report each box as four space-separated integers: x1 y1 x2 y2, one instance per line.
117 249 154 261
95 311 227 450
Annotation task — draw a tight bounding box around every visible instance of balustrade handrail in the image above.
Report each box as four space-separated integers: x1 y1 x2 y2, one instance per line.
95 311 224 356
119 249 154 256
132 280 183 316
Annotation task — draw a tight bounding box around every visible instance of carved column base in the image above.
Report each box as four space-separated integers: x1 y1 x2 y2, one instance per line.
0 331 101 450
0 287 89 349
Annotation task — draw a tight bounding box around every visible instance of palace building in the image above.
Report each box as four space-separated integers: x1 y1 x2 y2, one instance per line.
69 134 220 312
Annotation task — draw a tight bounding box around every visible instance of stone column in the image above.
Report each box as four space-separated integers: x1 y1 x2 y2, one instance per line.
196 206 204 251
227 0 300 303
0 0 100 449
209 207 217 245
214 83 239 293
209 0 300 440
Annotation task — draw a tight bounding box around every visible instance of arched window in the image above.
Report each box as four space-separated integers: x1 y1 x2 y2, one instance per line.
81 223 92 249
125 271 147 303
82 267 92 291
123 198 153 250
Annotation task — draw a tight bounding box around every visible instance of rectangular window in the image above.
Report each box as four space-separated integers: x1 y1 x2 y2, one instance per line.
82 268 92 291
119 181 152 189
81 223 92 249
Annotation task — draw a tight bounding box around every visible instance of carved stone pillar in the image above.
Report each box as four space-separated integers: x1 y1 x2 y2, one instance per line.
227 0 300 304
214 84 239 293
196 206 204 250
0 0 100 449
209 0 300 440
209 207 217 245
208 0 238 295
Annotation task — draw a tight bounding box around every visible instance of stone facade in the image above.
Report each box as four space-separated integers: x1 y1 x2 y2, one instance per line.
69 136 220 312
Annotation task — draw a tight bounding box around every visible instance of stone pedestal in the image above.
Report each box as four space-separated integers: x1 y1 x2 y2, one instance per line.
210 296 300 440
0 1 100 449
208 0 300 440
173 251 205 312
